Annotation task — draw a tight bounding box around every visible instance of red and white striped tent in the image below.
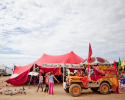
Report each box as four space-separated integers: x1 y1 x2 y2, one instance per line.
81 57 110 65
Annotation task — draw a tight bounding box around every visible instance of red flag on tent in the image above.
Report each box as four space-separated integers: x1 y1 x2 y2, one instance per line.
88 43 92 63
88 43 93 81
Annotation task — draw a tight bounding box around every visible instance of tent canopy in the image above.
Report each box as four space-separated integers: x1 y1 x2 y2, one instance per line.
0 64 12 75
81 57 110 65
6 51 83 86
14 51 83 74
0 64 5 70
6 68 12 75
36 51 83 65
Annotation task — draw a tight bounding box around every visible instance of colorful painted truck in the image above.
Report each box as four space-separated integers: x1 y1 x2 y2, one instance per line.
64 67 118 97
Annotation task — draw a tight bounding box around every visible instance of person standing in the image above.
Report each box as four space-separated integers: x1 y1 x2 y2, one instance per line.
119 70 125 92
36 72 43 92
48 72 59 94
44 73 49 93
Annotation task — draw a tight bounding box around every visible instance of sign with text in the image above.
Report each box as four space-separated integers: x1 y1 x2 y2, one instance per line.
41 63 80 68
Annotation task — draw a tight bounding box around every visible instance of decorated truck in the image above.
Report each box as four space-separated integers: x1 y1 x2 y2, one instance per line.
64 66 118 97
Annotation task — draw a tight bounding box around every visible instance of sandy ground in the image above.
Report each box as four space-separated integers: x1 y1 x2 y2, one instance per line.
0 76 125 100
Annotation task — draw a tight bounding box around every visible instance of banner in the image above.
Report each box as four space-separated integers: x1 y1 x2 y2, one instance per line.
41 63 80 68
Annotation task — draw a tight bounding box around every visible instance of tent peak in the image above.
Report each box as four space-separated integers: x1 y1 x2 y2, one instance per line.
69 51 75 54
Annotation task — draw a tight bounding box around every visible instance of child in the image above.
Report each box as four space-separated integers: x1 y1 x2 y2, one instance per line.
44 73 49 93
36 72 43 92
48 72 59 94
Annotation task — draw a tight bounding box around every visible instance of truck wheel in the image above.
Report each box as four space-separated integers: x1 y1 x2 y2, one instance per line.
91 87 99 92
64 88 69 93
69 84 81 97
99 83 110 94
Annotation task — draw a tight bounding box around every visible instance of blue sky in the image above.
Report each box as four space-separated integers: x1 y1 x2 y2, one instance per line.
0 0 125 68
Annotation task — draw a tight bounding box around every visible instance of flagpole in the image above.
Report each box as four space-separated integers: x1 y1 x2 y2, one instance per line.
88 43 92 81
88 43 90 78
33 62 35 72
88 57 90 79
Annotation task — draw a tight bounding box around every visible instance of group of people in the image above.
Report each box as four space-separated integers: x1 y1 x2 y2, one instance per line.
34 66 125 93
119 70 125 92
74 65 94 77
36 71 59 94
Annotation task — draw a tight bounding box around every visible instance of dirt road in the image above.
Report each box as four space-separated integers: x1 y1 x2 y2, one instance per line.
0 76 125 100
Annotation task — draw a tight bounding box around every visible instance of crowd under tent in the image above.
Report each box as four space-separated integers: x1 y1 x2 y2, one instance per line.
6 51 83 86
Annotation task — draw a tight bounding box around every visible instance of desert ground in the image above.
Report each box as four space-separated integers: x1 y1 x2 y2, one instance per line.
0 76 125 100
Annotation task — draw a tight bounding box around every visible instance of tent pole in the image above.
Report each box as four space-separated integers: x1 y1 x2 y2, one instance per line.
29 75 33 89
33 62 35 72
63 67 64 83
13 63 15 74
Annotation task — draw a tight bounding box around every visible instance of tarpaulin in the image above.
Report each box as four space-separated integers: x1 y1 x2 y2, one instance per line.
93 66 105 75
6 69 30 86
92 66 105 81
14 64 34 74
54 67 61 75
